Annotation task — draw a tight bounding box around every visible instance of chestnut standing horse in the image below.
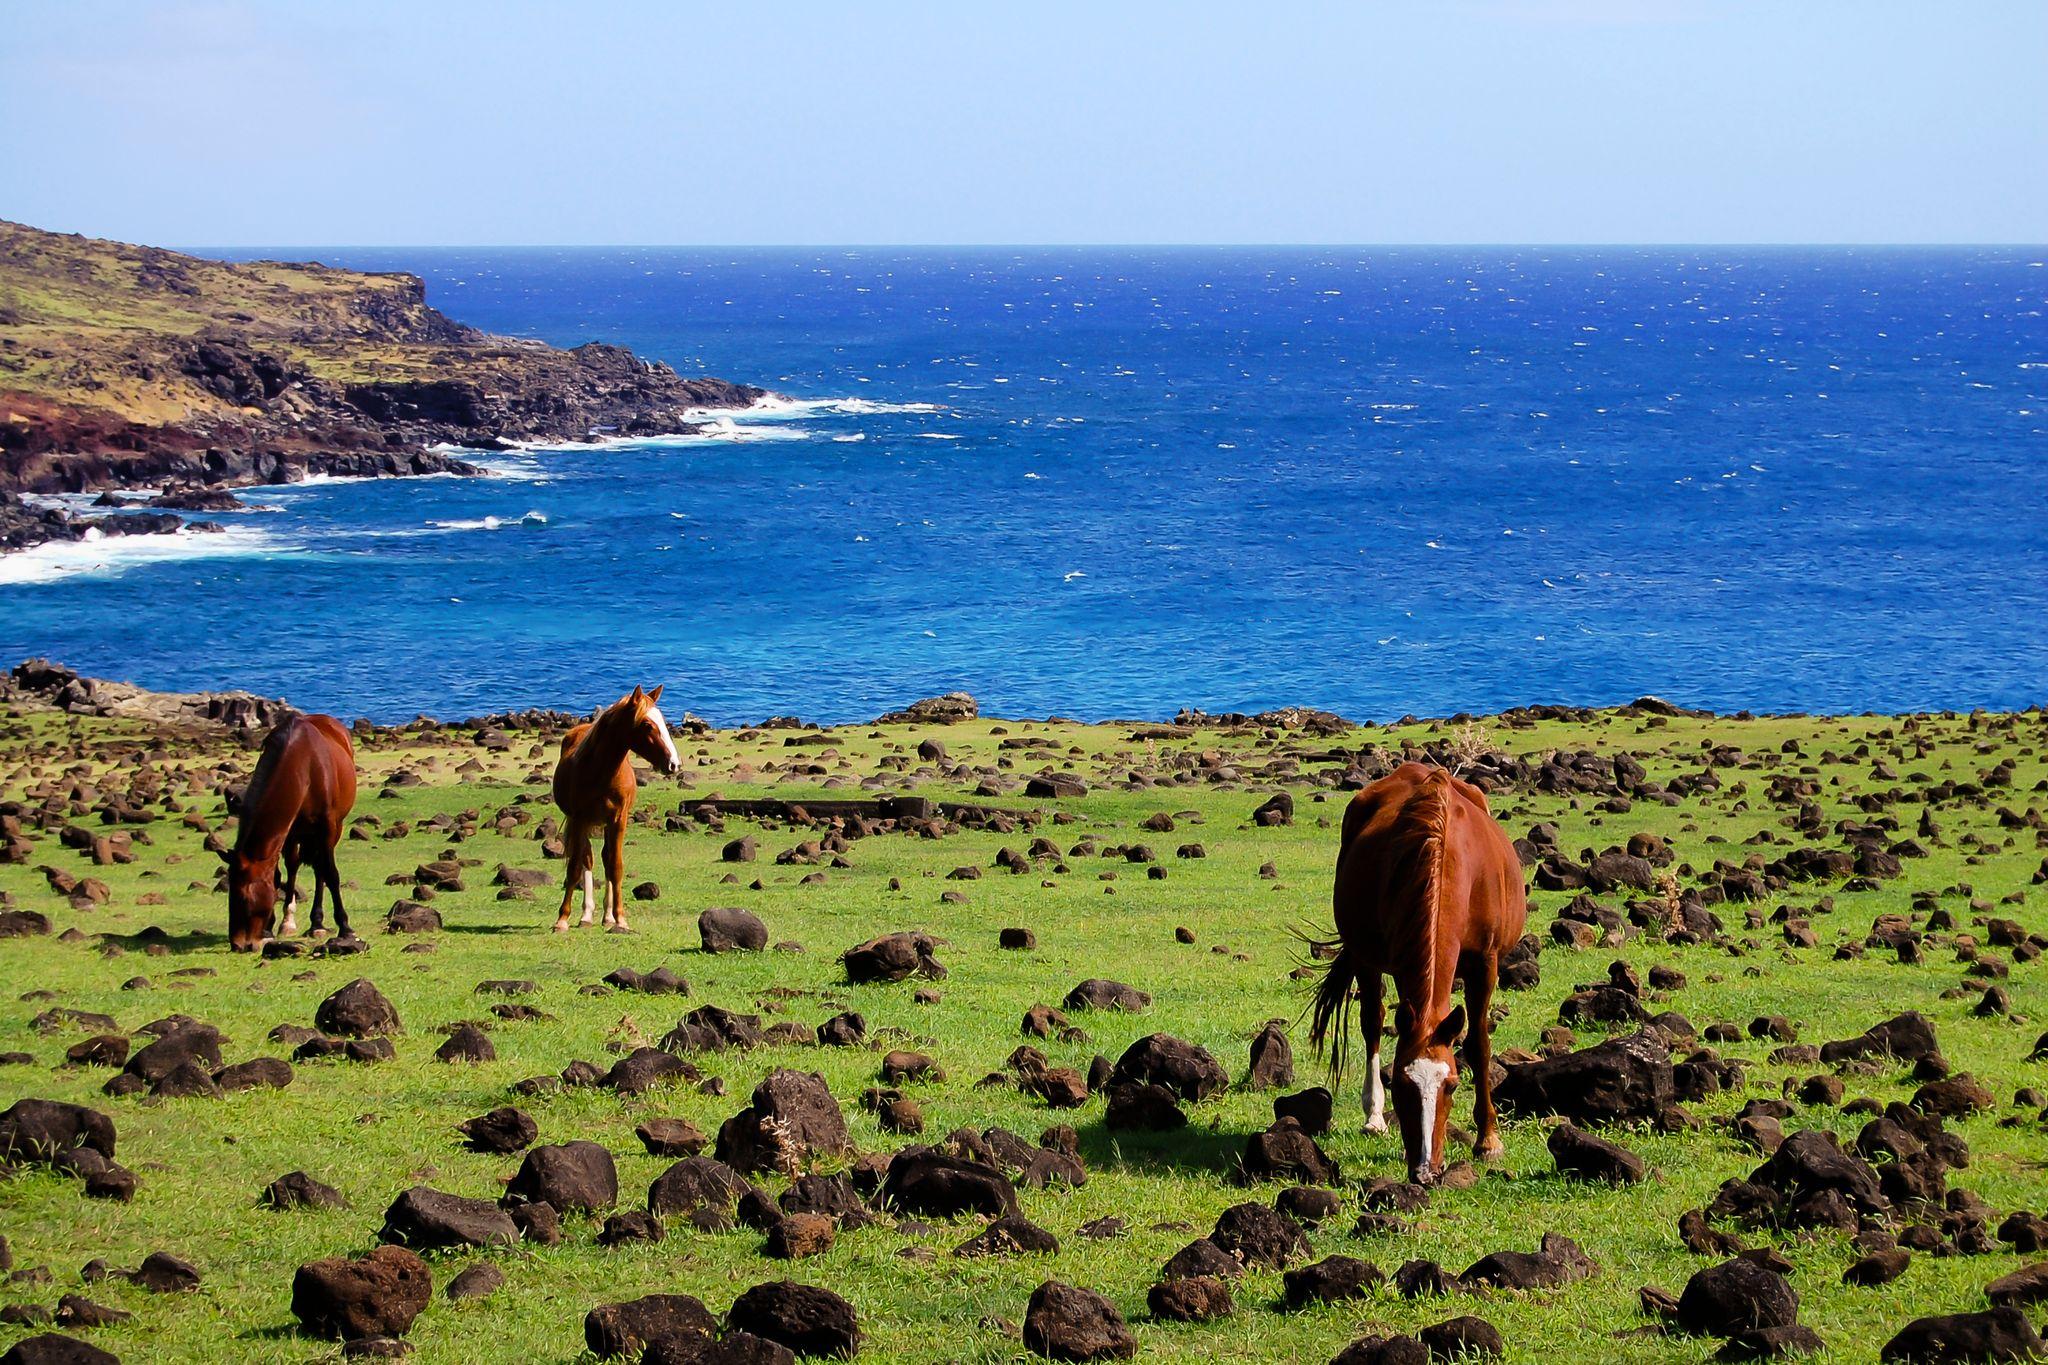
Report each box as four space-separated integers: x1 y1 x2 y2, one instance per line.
1311 761 1526 1183
552 686 681 932
222 714 357 951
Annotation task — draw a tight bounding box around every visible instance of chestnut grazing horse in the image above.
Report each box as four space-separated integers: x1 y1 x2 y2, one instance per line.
552 685 681 932
1311 762 1527 1184
222 714 357 951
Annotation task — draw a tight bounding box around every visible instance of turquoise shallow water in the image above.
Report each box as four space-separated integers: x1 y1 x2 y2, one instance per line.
4 247 2044 724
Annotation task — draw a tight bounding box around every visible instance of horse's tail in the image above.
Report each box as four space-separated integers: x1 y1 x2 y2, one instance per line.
1307 935 1362 1084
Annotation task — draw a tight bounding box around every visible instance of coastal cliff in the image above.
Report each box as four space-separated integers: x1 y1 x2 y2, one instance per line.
0 221 763 548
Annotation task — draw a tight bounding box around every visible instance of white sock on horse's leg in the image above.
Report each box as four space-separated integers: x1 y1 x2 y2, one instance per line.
579 868 595 925
281 897 298 937
1365 1054 1388 1132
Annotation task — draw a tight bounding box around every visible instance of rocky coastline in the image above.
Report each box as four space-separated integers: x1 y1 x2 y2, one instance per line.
0 221 766 552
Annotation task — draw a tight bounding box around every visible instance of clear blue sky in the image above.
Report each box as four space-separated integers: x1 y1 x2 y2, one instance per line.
4 0 2043 246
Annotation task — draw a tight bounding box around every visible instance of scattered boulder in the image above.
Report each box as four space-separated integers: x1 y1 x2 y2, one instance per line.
505 1141 617 1214
840 931 945 983
315 979 400 1038
1495 1031 1675 1124
291 1245 432 1341
379 1186 518 1250
1063 980 1150 1012
1880 1307 2043 1364
585 1294 717 1359
726 1281 862 1358
458 1106 537 1154
1147 1275 1233 1322
1460 1233 1596 1291
1548 1123 1648 1183
1678 1256 1800 1338
701 907 769 953
715 1070 849 1174
1283 1255 1382 1308
1023 1280 1135 1361
878 1150 1017 1218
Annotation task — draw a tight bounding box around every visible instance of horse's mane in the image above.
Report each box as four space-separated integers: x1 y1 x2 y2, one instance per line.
1406 769 1453 1016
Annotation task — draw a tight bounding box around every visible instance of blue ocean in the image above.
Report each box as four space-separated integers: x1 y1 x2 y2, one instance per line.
5 248 2045 724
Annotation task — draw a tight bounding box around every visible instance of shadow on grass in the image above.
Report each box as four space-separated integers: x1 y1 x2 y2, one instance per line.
96 927 230 955
1073 1115 1247 1179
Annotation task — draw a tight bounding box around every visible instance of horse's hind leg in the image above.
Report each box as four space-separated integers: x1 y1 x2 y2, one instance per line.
279 837 304 937
1465 951 1503 1160
1361 968 1388 1133
316 839 349 940
554 828 590 932
602 823 627 931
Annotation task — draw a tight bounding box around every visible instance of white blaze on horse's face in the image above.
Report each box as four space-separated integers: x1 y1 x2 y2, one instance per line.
644 704 680 773
1405 1056 1452 1171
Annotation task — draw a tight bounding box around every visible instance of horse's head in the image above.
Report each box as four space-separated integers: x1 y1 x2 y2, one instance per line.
220 847 277 951
623 684 682 777
1392 1001 1465 1185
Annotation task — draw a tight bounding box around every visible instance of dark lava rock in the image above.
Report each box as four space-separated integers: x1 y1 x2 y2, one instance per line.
1023 1280 1135 1362
1678 1256 1800 1337
879 1149 1017 1218
726 1280 862 1358
1985 1261 2048 1308
596 1211 666 1246
840 931 945 983
315 979 400 1038
1548 1122 1648 1183
715 1070 849 1174
701 907 769 953
956 1213 1060 1258
1495 1031 1675 1124
1109 1033 1227 1101
1211 1201 1309 1269
214 1057 293 1092
1845 1248 1913 1286
1161 1237 1244 1282
148 1059 222 1099
0 1099 116 1162
1283 1255 1383 1307
765 1213 836 1259
1063 979 1150 1012
506 1140 617 1213
1460 1233 1597 1291
1419 1316 1505 1359
604 1045 698 1095
1103 1082 1186 1131
1332 1335 1431 1365
637 1117 707 1157
647 1156 753 1219
1240 1117 1339 1184
661 1005 765 1054
1148 1275 1234 1322
379 1185 518 1250
1277 1185 1343 1229
291 1244 432 1341
585 1293 716 1359
1394 1259 1456 1298
1274 1086 1334 1135
122 1024 222 1084
647 1334 796 1365
458 1106 537 1153
1880 1306 2044 1363
261 1170 347 1211
1246 1019 1295 1088
1821 1012 1942 1067
434 1025 496 1064
1718 1325 1825 1360
444 1263 503 1302
0 1335 120 1364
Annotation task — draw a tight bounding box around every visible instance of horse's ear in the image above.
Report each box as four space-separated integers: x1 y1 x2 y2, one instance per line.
1432 1005 1467 1050
647 684 663 704
630 685 645 703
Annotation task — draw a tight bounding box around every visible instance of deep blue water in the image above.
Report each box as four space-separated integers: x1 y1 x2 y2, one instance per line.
5 248 2046 725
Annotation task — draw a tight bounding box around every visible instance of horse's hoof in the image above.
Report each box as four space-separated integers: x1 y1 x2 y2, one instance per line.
309 927 329 939
1363 1119 1389 1136
1474 1138 1505 1162
552 922 570 934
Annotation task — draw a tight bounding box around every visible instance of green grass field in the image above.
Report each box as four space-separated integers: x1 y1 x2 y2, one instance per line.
1 701 2043 1363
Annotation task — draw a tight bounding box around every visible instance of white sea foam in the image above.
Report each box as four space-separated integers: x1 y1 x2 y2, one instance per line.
706 394 945 419
0 525 287 585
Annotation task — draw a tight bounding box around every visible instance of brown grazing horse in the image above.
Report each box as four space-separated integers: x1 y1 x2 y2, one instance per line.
222 714 357 951
552 685 681 932
1311 761 1527 1184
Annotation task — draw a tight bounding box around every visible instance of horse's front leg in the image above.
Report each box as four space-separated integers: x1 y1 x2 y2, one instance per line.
602 824 628 931
1465 952 1503 1161
555 828 591 932
279 849 303 937
1361 967 1388 1134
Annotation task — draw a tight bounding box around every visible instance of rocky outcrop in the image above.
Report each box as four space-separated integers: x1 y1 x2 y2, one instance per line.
4 658 295 732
